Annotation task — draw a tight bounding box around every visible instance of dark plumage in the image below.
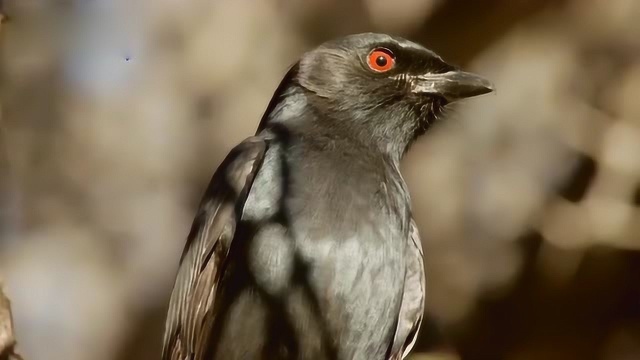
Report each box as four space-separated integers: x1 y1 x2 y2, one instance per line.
162 33 493 360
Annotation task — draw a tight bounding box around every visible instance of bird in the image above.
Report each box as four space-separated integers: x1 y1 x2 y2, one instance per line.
162 32 493 360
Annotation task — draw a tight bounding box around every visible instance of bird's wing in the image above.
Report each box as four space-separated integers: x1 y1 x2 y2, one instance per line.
162 136 268 360
390 218 426 359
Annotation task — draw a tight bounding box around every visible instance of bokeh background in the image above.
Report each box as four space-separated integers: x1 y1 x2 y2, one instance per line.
1 0 640 359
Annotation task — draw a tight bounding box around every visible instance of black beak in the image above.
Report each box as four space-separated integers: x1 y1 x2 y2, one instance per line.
412 70 494 102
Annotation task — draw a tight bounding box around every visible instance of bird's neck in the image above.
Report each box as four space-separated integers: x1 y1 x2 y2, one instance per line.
265 87 416 164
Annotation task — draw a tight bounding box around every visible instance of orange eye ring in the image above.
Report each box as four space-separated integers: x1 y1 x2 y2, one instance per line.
367 48 395 72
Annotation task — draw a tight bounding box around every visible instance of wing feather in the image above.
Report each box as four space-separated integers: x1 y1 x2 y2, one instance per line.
162 136 268 360
390 218 426 359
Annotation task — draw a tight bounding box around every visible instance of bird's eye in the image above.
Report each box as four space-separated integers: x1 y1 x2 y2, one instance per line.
367 48 395 73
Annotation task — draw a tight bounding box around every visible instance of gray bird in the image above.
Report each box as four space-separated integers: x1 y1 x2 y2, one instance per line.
162 33 493 360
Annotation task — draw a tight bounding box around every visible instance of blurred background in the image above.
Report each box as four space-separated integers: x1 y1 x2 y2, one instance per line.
1 0 640 359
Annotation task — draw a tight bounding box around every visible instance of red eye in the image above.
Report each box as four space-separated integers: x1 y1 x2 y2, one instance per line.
367 48 395 72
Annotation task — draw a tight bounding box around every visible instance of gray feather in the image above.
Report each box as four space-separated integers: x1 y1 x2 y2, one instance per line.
162 136 268 360
162 32 492 360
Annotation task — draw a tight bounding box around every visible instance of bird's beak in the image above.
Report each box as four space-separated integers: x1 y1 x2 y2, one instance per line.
412 70 494 102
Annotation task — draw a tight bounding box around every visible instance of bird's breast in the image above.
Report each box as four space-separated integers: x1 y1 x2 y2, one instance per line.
240 142 409 357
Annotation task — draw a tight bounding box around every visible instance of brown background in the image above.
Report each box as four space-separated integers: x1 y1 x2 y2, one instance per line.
1 0 639 359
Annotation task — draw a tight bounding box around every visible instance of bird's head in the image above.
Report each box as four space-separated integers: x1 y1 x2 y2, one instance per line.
266 33 494 158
